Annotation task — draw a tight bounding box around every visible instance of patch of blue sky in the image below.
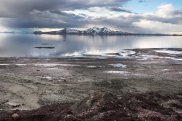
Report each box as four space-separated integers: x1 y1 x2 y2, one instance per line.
123 0 182 13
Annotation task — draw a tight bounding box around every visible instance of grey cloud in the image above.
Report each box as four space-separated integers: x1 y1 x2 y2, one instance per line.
144 16 182 25
0 0 130 18
0 0 130 29
109 7 133 13
2 10 88 28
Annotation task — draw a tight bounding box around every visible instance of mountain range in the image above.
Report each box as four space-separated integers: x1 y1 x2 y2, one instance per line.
33 27 182 36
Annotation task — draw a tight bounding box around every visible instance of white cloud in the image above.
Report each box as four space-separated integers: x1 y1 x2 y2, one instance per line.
0 19 11 32
155 4 175 18
133 19 182 34
63 7 134 19
0 26 10 32
144 4 182 19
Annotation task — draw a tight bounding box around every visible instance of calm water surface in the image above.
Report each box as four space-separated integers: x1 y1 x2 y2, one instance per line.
0 33 182 57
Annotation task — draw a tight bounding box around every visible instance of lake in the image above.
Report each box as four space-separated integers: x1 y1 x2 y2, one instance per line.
0 33 182 57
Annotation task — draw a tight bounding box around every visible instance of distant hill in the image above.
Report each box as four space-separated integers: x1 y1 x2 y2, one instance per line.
33 27 182 36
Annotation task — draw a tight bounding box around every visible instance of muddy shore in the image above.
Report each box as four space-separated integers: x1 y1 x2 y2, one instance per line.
0 48 182 120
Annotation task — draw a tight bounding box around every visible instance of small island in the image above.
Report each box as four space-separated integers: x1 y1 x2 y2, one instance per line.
34 27 182 36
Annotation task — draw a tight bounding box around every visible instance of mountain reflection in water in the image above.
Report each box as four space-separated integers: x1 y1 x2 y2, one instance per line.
0 33 182 57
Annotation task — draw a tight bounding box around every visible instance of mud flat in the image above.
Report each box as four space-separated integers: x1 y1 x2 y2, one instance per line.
0 48 182 120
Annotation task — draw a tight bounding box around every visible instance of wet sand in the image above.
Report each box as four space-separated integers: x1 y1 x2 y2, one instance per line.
0 48 182 120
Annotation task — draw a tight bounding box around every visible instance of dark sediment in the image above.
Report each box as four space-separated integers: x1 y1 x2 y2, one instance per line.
0 91 181 121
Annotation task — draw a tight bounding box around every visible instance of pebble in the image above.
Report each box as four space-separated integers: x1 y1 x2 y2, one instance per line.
12 113 20 120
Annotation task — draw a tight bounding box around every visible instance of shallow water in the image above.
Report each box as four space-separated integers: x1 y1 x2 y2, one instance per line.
0 33 182 57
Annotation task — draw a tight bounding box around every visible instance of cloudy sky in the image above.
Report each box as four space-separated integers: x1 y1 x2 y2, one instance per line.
0 0 182 34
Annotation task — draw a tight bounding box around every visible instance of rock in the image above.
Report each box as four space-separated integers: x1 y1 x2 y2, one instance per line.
63 114 79 121
67 110 73 114
12 113 20 120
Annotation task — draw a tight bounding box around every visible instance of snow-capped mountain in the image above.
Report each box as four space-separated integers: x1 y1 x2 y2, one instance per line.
85 27 114 35
86 27 102 34
34 27 124 35
33 27 180 36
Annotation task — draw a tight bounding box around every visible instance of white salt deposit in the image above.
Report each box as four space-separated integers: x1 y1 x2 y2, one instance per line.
164 57 182 61
154 49 182 55
34 63 79 67
63 51 84 57
15 64 27 66
62 50 136 59
42 76 53 80
0 64 10 66
137 55 163 60
109 63 127 68
87 65 97 68
105 71 130 74
119 50 136 57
